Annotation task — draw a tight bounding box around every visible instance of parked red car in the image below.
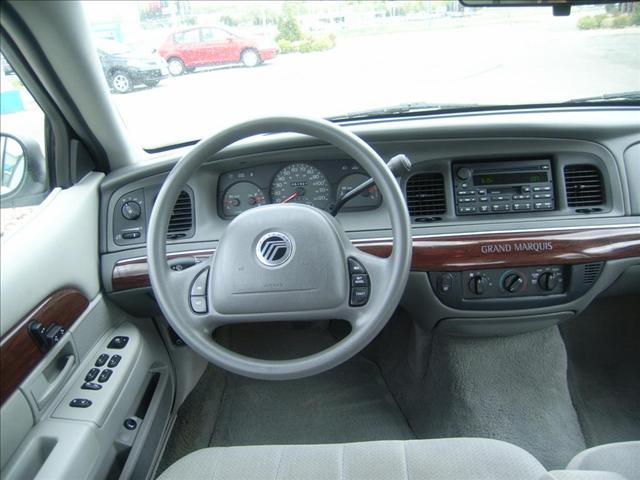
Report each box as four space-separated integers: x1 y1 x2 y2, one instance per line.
158 26 278 75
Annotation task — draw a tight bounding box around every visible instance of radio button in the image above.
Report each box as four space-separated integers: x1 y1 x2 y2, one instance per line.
457 190 475 196
491 195 511 201
477 189 487 195
533 193 552 199
533 186 552 192
521 186 531 193
458 197 476 204
534 202 553 210
458 206 477 214
479 196 488 202
479 205 490 213
492 204 510 212
513 203 532 211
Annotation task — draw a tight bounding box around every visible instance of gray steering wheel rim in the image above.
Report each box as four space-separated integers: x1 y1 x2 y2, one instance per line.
148 116 412 380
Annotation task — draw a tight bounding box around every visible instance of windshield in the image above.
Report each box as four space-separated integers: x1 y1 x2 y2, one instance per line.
81 1 640 150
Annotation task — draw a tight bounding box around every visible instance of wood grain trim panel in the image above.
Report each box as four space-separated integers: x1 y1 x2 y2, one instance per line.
355 225 640 271
0 289 89 406
112 249 214 291
110 226 640 291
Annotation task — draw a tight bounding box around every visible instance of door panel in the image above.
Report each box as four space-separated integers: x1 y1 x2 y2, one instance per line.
0 172 102 337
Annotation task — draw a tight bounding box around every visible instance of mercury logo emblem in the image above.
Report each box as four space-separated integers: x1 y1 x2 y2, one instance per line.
256 232 293 267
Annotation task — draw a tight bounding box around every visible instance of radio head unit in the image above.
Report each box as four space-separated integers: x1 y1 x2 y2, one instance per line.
453 159 555 215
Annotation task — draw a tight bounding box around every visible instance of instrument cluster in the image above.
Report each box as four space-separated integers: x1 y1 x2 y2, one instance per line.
218 160 382 218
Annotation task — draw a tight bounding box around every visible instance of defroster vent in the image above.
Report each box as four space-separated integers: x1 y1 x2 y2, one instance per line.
564 165 604 208
406 173 446 217
168 190 193 239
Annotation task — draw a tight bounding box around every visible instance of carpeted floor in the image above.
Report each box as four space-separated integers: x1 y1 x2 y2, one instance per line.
158 297 640 475
561 295 640 447
156 323 414 477
369 314 587 470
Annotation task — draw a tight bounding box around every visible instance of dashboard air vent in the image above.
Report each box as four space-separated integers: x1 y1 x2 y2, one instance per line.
406 173 446 217
564 165 604 208
167 190 193 238
583 262 603 285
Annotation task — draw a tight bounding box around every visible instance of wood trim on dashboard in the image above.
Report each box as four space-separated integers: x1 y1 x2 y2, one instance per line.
355 225 640 271
110 225 640 291
0 289 89 406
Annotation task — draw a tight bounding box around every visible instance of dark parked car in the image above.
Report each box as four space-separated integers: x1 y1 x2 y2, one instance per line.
158 25 278 75
96 39 169 94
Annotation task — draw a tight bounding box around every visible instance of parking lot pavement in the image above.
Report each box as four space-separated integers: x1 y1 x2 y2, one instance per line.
111 19 639 149
4 17 639 151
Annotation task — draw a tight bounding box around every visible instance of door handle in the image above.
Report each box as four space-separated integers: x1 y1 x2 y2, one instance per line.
33 353 75 408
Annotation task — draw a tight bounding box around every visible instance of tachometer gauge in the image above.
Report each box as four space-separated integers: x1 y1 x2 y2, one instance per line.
337 174 381 209
270 163 331 210
222 182 267 217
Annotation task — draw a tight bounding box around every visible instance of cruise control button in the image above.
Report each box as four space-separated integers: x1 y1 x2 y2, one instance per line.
350 287 369 306
70 398 92 408
348 258 366 275
81 382 102 391
98 369 113 383
95 354 109 367
190 296 207 314
190 268 209 296
107 355 121 368
351 274 369 287
85 368 99 382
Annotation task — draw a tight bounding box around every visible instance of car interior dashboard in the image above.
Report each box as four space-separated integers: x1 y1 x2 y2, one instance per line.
99 107 640 336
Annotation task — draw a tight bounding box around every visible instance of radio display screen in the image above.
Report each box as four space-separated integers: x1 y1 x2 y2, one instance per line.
473 171 548 186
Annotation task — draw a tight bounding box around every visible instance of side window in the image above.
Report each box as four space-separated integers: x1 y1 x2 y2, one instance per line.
0 52 51 238
174 29 200 45
201 28 227 42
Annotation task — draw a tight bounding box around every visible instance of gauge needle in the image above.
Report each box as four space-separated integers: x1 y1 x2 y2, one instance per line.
281 192 299 204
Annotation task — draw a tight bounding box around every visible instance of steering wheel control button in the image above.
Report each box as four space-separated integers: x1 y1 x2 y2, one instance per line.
108 336 129 349
351 274 369 287
348 258 365 275
81 382 102 391
255 232 293 267
85 368 99 382
350 287 370 306
95 354 109 367
124 418 138 431
190 296 208 314
70 398 92 408
107 355 122 368
190 268 209 296
98 369 113 383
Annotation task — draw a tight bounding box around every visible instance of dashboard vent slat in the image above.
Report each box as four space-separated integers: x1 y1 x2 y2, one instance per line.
168 191 193 235
583 262 603 285
406 173 446 217
564 165 604 207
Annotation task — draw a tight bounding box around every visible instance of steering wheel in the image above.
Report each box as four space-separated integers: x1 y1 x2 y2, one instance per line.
148 117 412 380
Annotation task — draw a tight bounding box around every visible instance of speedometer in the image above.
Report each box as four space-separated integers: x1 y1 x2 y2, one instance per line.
270 163 331 210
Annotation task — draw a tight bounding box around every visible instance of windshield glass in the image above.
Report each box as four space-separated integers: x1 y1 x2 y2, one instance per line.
81 1 640 150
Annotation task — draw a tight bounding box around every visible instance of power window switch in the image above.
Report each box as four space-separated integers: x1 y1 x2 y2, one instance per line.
95 354 109 367
98 369 113 383
85 368 99 382
69 398 92 408
107 355 121 368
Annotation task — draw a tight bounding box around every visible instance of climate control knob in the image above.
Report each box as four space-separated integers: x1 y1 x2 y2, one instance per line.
469 275 488 295
502 273 524 293
121 201 141 220
538 272 559 291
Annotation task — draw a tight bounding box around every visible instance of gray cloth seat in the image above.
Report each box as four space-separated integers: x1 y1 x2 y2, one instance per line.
565 442 640 480
157 437 548 480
